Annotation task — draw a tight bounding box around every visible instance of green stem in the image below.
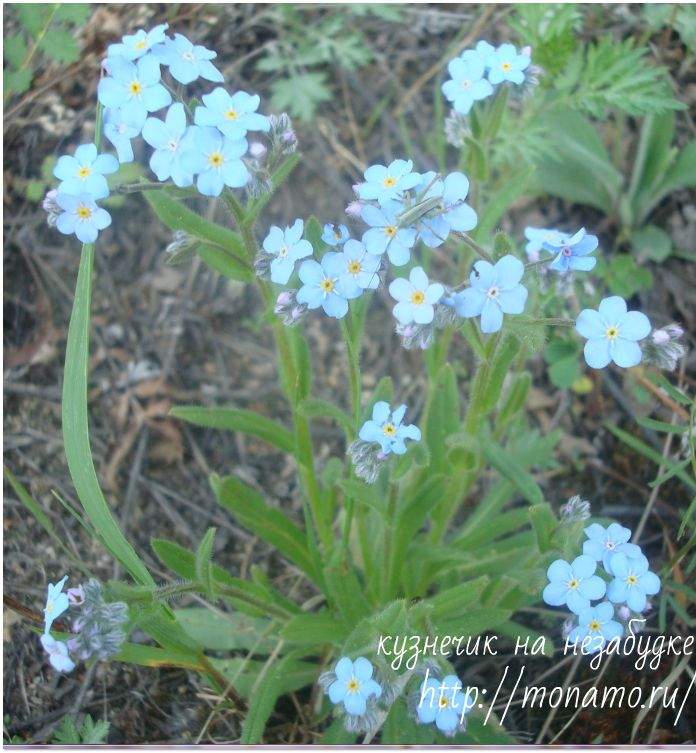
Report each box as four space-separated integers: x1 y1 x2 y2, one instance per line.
340 317 362 431
381 483 399 600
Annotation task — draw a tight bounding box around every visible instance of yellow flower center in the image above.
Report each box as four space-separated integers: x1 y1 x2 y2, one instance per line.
278 245 288 258
461 79 471 89
410 290 426 305
627 574 638 586
383 176 396 188
567 578 579 590
438 696 449 708
384 226 397 237
45 599 54 613
77 166 91 179
486 286 500 299
347 260 362 275
346 678 361 694
76 205 92 220
605 326 619 340
225 109 238 121
129 80 142 95
135 39 147 50
589 619 601 632
208 151 224 168
320 278 335 293
383 422 396 437
501 62 512 72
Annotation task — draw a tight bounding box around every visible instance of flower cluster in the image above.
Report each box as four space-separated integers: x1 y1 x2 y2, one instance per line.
48 24 274 244
319 656 383 734
39 576 128 673
542 521 660 653
524 226 599 273
442 41 530 115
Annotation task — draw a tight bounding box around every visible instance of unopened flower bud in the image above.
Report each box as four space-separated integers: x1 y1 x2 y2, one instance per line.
560 495 591 523
348 439 387 484
642 323 686 371
249 141 267 160
444 111 471 148
345 200 363 218
43 189 61 227
67 586 85 606
396 321 434 350
274 289 307 326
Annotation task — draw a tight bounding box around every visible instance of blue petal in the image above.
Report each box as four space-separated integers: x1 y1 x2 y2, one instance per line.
480 299 503 333
584 338 611 369
620 311 651 341
598 296 628 324
610 339 642 368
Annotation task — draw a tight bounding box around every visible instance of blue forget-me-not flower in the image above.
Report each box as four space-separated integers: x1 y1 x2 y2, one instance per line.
40 634 75 673
583 523 641 572
152 33 223 85
327 657 382 716
417 673 473 735
606 552 660 613
262 219 313 285
180 126 249 196
389 267 445 325
487 43 530 85
361 202 417 266
442 56 494 114
194 88 270 140
43 575 69 633
576 296 651 369
335 239 381 299
543 555 606 614
53 143 119 200
545 227 598 273
416 171 478 248
98 55 171 122
523 227 569 260
55 193 112 244
103 107 147 163
452 255 527 333
142 103 198 186
106 23 169 60
358 401 421 456
322 223 351 246
357 159 421 205
568 601 624 654
296 253 350 319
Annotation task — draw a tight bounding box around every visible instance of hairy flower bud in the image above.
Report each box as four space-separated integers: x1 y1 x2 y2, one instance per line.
396 322 435 351
641 323 686 371
269 113 297 155
348 439 387 484
67 579 128 662
345 200 363 218
42 189 61 227
444 111 471 148
560 495 591 523
274 289 308 326
249 141 267 160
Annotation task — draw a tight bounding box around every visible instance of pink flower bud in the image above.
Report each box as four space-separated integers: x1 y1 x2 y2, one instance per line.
345 201 363 218
249 142 267 159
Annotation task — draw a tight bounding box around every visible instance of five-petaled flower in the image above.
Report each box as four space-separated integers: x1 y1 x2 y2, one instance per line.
55 193 112 244
389 267 444 326
336 240 381 299
606 552 660 613
142 103 199 186
53 143 119 199
358 401 421 456
545 227 598 273
583 523 641 571
40 634 75 673
104 107 147 163
442 55 494 114
576 296 651 369
542 555 606 614
98 55 172 122
322 223 351 247
152 32 223 85
452 255 527 333
487 43 530 85
181 126 250 196
194 88 270 140
523 227 569 260
106 23 169 60
357 159 421 205
417 673 473 735
296 253 350 318
360 202 417 266
568 601 623 654
416 171 478 248
262 219 313 285
327 657 382 716
43 575 70 633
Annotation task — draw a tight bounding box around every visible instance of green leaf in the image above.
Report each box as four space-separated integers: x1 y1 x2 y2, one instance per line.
632 224 672 263
303 215 324 253
38 27 79 63
4 68 33 95
62 245 154 585
175 608 275 652
549 355 581 389
528 503 558 552
4 34 28 68
53 3 90 24
423 576 490 619
323 548 368 626
435 607 512 637
16 4 48 36
245 154 300 225
270 72 331 120
280 610 348 645
382 698 437 744
211 474 316 579
601 254 653 298
196 243 252 282
170 405 294 453
423 364 460 475
480 438 545 506
298 397 352 435
195 527 216 598
473 167 533 243
453 714 517 744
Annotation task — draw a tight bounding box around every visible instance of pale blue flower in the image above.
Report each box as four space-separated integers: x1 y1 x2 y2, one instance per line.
296 253 349 319
358 401 421 456
103 107 147 163
53 143 119 199
357 159 420 205
546 227 598 273
262 219 313 284
442 55 494 114
416 171 477 248
98 55 171 121
360 202 416 266
40 634 75 673
179 126 249 197
106 24 169 60
576 296 651 369
568 601 623 654
327 657 382 716
142 103 198 186
606 551 660 613
524 227 569 260
542 555 606 614
583 523 641 571
194 88 269 140
152 33 223 85
417 674 473 735
43 575 69 633
55 193 112 244
452 255 527 333
335 239 381 299
472 40 496 68
389 267 444 325
322 223 350 246
487 43 530 85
